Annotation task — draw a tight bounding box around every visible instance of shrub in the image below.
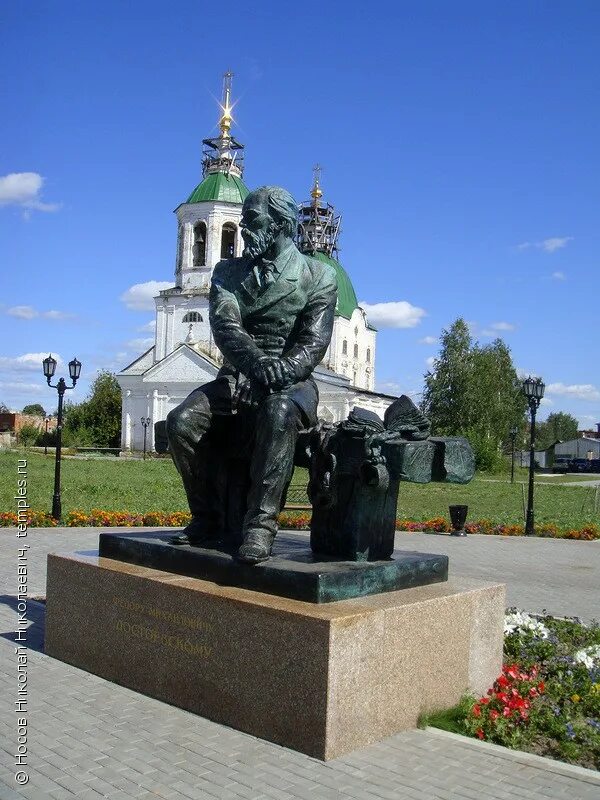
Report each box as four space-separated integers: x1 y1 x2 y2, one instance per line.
17 423 42 448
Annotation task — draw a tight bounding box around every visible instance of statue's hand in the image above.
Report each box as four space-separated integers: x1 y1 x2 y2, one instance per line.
248 359 270 387
255 357 295 391
233 379 261 410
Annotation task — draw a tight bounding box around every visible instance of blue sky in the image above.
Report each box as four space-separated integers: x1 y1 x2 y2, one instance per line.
1 1 599 428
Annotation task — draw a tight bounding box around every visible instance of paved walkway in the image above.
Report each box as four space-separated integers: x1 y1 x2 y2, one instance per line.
0 528 599 799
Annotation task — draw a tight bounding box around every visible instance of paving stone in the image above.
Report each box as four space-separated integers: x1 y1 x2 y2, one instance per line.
1 528 599 800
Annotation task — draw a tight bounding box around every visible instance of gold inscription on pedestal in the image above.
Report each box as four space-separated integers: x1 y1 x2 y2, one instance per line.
115 618 212 658
112 595 213 632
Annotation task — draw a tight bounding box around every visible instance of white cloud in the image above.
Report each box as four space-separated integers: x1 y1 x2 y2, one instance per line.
359 300 426 329
377 380 403 394
120 281 172 311
0 172 61 213
481 322 516 336
137 319 156 332
578 415 599 428
0 381 46 395
7 305 37 319
545 383 600 402
126 338 155 352
43 309 73 320
551 271 566 281
0 352 64 372
516 368 544 382
5 305 73 320
540 397 553 406
418 335 438 345
517 237 573 253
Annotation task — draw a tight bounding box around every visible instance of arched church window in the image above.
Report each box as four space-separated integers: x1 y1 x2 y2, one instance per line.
221 223 237 259
354 343 359 359
183 311 203 323
176 225 184 272
342 340 348 355
354 326 359 337
366 348 371 363
192 222 207 267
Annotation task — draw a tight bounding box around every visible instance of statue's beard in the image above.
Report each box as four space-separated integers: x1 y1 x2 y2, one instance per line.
242 222 279 260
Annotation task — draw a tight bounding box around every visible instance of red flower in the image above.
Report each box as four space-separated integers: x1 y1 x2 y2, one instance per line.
475 728 485 740
472 704 481 717
489 709 500 721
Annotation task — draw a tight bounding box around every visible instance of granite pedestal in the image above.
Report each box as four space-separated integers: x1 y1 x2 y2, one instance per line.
45 542 505 760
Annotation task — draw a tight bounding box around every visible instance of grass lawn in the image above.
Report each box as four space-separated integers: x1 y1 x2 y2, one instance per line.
536 473 600 483
1 450 598 528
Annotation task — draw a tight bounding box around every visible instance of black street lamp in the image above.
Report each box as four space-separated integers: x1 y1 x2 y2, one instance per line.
140 416 151 460
42 355 82 520
510 425 518 484
522 376 545 536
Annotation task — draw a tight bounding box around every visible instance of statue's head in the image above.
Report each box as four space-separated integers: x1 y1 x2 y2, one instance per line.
240 186 298 259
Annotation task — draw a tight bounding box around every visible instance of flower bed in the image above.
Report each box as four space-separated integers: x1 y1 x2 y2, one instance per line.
426 610 600 770
0 509 598 539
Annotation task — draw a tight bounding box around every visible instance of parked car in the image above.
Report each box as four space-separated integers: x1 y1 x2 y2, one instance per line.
568 458 600 474
552 458 570 474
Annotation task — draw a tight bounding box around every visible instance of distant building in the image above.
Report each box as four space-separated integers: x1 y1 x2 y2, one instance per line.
578 423 600 440
554 436 600 461
0 413 56 435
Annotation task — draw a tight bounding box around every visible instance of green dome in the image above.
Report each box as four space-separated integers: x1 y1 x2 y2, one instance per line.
311 251 359 320
186 172 249 205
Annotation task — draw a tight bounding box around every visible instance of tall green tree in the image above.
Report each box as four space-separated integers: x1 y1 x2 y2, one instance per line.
536 411 579 450
22 403 46 416
83 371 122 446
421 320 526 470
63 371 122 447
421 318 474 435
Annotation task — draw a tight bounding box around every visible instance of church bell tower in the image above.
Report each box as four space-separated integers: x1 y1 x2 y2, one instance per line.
154 72 249 362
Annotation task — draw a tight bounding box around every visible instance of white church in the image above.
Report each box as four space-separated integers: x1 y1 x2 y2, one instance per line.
117 74 395 452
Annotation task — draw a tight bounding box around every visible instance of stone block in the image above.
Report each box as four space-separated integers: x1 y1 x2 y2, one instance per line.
45 551 504 760
98 531 448 603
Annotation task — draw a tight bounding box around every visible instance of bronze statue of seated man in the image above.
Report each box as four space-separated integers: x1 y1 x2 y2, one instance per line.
166 186 337 564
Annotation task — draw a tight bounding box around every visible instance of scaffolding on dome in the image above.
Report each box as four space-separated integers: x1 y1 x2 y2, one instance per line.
202 71 245 179
296 165 342 259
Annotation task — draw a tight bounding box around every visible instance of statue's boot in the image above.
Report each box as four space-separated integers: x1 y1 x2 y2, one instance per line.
166 404 218 547
237 528 275 564
236 396 301 565
171 517 218 546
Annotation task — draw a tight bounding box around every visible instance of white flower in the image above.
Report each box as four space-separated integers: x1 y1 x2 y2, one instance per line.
573 645 600 670
504 610 550 638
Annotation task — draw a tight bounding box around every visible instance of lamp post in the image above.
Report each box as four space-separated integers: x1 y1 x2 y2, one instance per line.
42 355 82 520
510 425 518 484
44 416 51 456
140 417 151 460
522 376 545 536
